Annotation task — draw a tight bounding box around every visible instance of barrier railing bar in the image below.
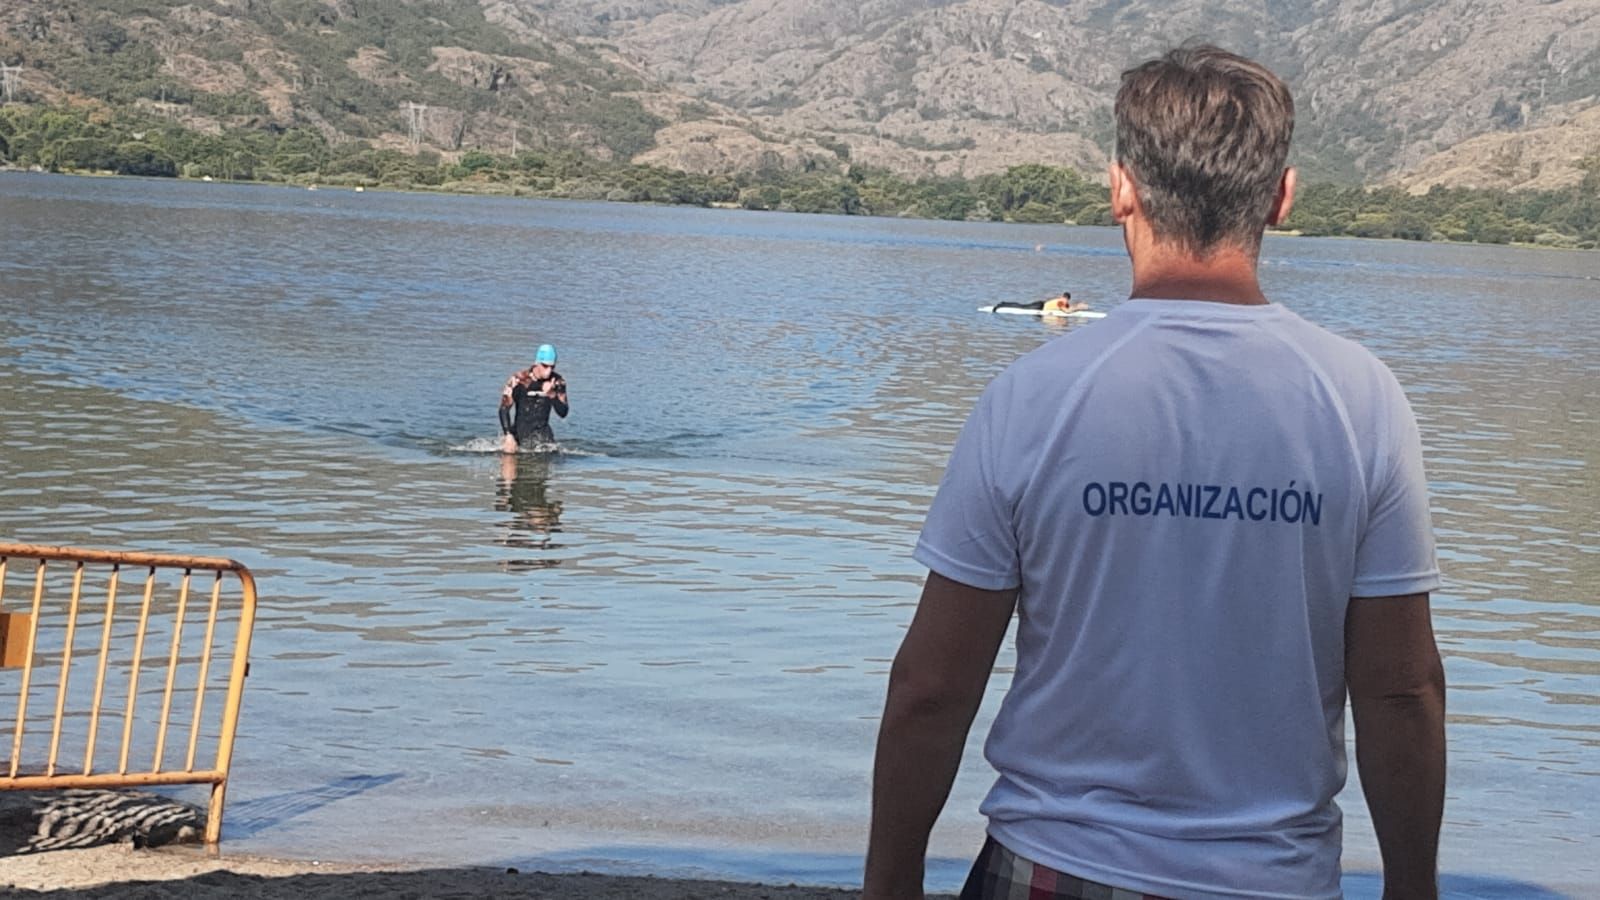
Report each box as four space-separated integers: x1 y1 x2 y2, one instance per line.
0 544 244 573
1 557 18 776
119 568 157 775
10 560 48 778
152 571 191 774
85 565 121 775
46 563 88 777
185 573 223 771
3 769 226 790
206 568 257 844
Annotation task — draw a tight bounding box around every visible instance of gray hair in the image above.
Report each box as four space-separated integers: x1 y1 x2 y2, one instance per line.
1114 44 1295 255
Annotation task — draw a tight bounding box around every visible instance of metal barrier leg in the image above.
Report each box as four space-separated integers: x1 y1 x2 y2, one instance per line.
206 779 227 849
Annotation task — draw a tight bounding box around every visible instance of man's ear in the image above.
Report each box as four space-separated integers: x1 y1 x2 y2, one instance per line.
1267 167 1297 226
1109 161 1140 224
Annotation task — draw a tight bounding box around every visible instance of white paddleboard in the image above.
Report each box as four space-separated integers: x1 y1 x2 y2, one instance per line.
979 305 1107 319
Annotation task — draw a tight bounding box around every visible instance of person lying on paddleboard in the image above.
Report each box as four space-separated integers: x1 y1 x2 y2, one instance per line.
498 343 568 451
991 290 1089 314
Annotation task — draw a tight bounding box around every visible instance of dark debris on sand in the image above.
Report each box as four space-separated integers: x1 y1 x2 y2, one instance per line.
2 867 888 899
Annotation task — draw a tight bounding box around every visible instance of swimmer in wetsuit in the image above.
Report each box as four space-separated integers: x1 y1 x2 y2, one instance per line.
991 290 1088 314
498 343 568 451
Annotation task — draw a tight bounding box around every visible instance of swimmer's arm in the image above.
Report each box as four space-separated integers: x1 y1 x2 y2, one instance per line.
550 380 568 418
499 378 518 434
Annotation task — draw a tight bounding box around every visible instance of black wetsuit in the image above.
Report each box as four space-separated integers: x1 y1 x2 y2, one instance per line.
500 373 568 447
992 300 1050 311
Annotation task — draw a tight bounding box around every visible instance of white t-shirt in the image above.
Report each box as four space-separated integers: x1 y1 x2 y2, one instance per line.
915 299 1440 900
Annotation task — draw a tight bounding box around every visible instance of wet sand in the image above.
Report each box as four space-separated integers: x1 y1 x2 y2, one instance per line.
0 790 953 899
0 844 929 899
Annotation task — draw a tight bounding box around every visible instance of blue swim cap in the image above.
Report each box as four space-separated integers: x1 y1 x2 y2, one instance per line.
535 344 557 365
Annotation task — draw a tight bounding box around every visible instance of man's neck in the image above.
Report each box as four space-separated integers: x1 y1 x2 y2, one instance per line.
1127 239 1269 306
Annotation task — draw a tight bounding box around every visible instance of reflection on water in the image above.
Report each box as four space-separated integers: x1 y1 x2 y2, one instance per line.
496 453 564 569
0 173 1595 893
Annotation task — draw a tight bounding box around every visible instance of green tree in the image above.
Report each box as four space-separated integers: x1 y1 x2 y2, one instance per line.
1074 202 1116 227
1009 201 1061 223
1349 212 1394 239
111 142 177 177
455 149 499 176
1579 155 1600 195
49 136 118 171
788 180 862 215
84 22 129 56
917 188 978 220
269 128 327 175
1389 212 1433 242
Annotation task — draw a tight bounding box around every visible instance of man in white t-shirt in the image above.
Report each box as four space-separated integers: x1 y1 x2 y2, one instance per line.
863 46 1446 900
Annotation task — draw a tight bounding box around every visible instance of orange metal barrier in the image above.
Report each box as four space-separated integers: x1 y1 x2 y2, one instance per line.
0 543 259 846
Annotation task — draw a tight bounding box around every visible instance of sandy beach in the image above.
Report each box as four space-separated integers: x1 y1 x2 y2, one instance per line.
0 791 896 899
0 843 933 899
0 789 942 898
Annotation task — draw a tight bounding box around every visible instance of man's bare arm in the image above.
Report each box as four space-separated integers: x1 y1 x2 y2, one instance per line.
863 572 1016 900
1346 592 1446 900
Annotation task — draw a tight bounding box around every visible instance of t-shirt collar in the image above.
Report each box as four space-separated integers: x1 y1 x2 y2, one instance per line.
1117 298 1287 317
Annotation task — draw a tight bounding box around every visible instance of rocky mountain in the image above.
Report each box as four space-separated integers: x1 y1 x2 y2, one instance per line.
0 0 839 170
3 0 1599 190
512 0 1600 189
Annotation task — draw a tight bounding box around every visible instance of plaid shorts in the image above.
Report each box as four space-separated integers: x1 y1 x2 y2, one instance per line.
960 836 1172 900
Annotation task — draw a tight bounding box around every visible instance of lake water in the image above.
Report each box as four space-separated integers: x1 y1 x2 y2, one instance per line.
0 172 1595 897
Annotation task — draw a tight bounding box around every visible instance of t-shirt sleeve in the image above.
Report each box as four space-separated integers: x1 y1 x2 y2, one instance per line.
1352 380 1441 597
913 388 1020 591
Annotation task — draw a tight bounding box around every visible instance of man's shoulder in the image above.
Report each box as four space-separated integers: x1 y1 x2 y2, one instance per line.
1004 310 1134 372
980 325 1123 418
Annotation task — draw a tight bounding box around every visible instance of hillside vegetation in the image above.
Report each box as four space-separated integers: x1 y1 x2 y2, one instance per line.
0 0 674 160
6 0 1600 189
4 102 1596 249
2 1 1597 247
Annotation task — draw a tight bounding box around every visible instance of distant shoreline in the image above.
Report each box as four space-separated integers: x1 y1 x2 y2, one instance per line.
7 167 1592 253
